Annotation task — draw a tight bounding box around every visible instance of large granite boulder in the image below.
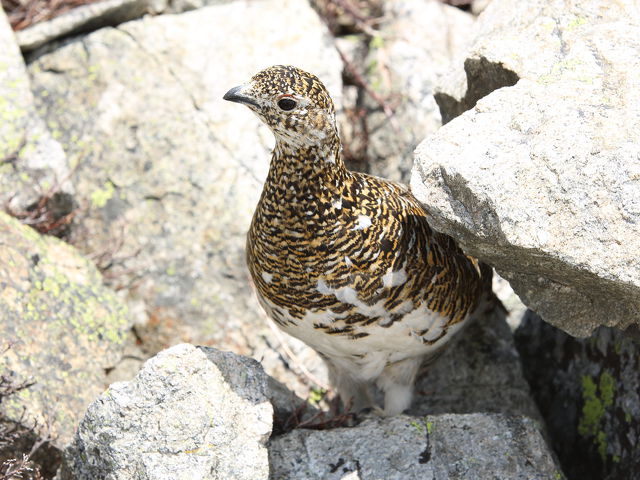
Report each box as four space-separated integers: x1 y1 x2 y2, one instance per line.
410 0 640 337
515 311 640 480
59 344 273 480
0 212 128 447
28 0 341 397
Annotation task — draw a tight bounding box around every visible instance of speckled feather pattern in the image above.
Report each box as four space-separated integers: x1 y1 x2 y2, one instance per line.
225 66 490 415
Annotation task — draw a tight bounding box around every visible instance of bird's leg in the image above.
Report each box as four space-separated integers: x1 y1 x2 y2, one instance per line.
325 359 374 413
376 357 422 416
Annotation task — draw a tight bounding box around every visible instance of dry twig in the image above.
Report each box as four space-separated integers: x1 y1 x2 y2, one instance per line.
0 345 46 480
1 0 103 31
336 45 398 126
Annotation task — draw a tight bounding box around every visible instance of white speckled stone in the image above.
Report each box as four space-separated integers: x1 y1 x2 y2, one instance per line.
60 344 273 480
411 0 640 336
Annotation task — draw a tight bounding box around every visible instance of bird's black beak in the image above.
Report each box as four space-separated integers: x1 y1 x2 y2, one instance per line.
223 85 260 108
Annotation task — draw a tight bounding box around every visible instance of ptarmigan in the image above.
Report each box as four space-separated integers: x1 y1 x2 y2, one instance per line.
224 65 493 416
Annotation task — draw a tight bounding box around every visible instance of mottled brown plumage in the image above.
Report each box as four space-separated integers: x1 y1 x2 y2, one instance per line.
224 65 491 415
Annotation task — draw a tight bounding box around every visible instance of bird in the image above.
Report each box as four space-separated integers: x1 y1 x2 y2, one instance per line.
223 65 493 416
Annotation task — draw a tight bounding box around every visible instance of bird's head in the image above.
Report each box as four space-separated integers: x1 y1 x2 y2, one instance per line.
223 65 338 150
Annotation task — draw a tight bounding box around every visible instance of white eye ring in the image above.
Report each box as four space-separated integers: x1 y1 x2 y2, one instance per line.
277 97 297 111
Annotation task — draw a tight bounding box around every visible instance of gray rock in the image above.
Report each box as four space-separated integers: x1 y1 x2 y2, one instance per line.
0 212 128 447
28 0 340 398
16 0 157 53
0 8 71 214
15 0 239 54
59 344 273 480
515 311 640 480
408 307 540 422
355 0 474 182
269 413 561 480
410 0 640 336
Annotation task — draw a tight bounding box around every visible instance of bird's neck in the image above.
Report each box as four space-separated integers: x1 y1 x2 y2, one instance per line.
264 134 348 205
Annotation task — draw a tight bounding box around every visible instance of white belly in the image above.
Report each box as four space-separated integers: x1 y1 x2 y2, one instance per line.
257 294 468 383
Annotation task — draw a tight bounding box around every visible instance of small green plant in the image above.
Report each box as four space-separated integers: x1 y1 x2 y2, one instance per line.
308 386 327 406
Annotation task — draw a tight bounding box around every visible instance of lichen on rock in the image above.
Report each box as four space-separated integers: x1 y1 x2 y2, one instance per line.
0 212 129 447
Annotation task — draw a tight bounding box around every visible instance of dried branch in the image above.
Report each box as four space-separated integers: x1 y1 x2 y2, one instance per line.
0 454 44 480
329 0 379 36
0 344 45 480
336 44 399 130
1 0 104 31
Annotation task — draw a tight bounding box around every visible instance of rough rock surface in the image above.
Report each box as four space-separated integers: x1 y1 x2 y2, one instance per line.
59 344 273 480
357 0 473 182
269 413 560 480
408 308 539 421
515 311 640 480
410 0 640 336
0 212 128 447
28 0 341 397
0 8 70 213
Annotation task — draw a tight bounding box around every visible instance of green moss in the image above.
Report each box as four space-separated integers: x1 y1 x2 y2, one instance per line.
19 141 36 157
410 420 424 434
369 35 384 50
578 372 617 462
599 371 615 408
2 212 128 346
578 376 602 437
567 16 587 30
538 58 585 85
366 58 378 75
425 420 434 435
5 77 24 90
613 341 622 355
595 430 607 461
90 181 115 208
87 64 100 83
307 386 325 406
410 417 433 435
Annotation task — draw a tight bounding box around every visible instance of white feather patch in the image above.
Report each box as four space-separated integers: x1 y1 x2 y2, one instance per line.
353 215 372 230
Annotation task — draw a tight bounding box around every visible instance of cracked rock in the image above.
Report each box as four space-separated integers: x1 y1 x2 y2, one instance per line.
269 414 560 480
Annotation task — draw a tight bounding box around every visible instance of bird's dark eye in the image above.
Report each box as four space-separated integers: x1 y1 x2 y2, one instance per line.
277 98 297 111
